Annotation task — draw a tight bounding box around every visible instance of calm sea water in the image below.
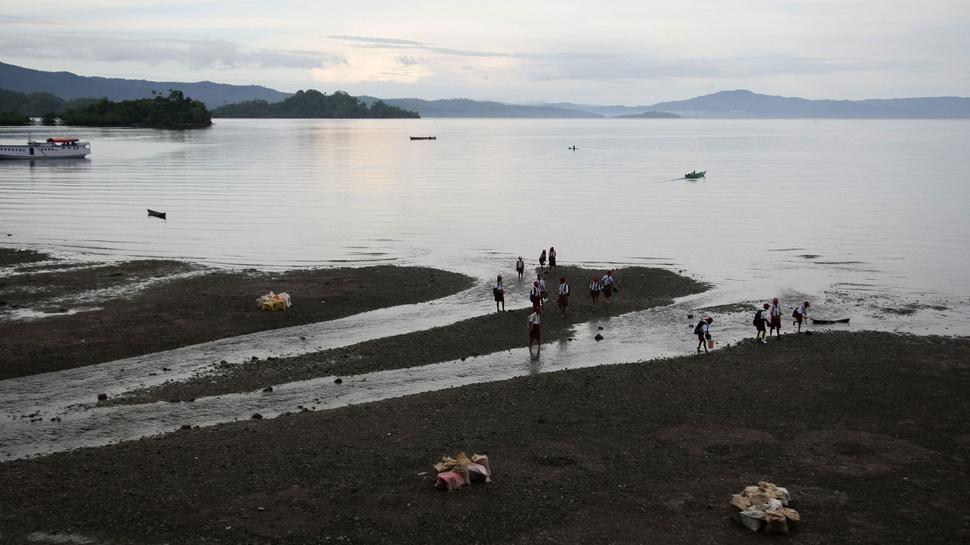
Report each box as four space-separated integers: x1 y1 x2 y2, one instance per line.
2 118 969 458
2 118 968 328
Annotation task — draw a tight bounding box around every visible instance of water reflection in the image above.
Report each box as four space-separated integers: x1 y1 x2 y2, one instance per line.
0 158 92 172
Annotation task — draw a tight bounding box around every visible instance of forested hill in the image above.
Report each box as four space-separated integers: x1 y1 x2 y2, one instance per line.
0 61 288 107
4 61 970 118
211 90 419 118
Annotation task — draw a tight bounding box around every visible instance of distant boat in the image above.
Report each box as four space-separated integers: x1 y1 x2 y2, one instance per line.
410 136 436 140
685 170 706 179
568 146 578 150
147 209 167 220
0 137 91 160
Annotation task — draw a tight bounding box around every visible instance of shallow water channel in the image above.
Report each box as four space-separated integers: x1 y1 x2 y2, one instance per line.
1 263 965 461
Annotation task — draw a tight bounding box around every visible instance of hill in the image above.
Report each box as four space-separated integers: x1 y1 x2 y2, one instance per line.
0 61 290 108
643 89 970 118
361 97 602 118
3 61 969 118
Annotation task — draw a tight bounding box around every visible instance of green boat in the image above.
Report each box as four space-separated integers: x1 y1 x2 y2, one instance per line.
685 170 706 179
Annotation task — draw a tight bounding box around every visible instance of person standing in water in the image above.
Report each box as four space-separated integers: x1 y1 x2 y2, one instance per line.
515 256 525 279
528 305 542 352
695 317 713 353
538 249 547 271
493 275 505 312
548 246 557 271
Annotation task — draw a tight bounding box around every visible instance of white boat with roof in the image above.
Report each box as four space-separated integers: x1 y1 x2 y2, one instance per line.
0 137 91 159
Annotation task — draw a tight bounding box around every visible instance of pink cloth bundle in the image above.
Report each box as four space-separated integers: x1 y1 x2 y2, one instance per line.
434 470 464 492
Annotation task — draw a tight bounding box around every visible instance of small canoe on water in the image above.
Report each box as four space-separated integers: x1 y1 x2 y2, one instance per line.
410 136 436 140
685 170 706 179
812 318 850 324
147 209 167 219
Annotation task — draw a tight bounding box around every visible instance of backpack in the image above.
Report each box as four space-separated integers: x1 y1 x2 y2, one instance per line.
693 320 705 335
792 308 800 318
753 310 763 326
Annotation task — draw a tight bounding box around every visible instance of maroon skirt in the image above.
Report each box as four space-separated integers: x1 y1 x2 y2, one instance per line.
529 324 541 340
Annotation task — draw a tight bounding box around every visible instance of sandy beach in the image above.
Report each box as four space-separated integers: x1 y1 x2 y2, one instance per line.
1 248 968 545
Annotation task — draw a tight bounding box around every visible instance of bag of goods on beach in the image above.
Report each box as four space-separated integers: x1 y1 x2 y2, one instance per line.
729 481 800 534
433 452 492 491
256 291 291 311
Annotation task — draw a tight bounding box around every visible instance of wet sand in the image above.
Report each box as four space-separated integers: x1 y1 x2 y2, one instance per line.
1 248 968 545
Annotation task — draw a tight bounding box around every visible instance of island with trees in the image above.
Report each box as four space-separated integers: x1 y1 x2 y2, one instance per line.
211 90 419 118
59 90 212 128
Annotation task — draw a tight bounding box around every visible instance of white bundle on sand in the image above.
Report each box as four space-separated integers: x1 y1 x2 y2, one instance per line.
433 452 492 491
729 481 800 534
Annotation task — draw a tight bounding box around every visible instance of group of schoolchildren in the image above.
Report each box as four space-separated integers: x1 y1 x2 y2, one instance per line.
490 247 617 353
694 299 812 354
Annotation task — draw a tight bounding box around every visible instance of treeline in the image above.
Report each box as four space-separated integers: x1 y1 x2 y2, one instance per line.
211 90 419 118
0 88 211 127
0 89 97 125
60 90 212 127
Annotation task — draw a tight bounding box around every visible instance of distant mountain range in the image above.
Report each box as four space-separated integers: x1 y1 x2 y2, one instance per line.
3 60 969 118
0 61 290 107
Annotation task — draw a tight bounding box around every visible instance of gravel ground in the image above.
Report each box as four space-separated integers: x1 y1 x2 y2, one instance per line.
1 248 968 545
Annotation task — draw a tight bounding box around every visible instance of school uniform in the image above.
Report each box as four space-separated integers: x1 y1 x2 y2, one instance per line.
528 312 541 340
558 282 570 309
770 304 782 328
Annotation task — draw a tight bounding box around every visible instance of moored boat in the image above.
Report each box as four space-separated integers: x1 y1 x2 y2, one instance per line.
147 209 167 220
409 136 436 140
685 170 706 179
0 137 91 160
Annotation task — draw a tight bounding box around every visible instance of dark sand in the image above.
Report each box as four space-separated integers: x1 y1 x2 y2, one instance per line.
1 248 968 545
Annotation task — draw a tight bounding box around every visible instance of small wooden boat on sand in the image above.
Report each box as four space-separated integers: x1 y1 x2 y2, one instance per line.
147 209 167 220
811 317 850 324
685 170 706 179
410 136 436 140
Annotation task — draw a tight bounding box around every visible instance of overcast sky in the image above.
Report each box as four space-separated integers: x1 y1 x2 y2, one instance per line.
3 0 968 106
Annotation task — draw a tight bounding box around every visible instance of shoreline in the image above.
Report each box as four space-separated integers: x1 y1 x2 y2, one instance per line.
2 248 969 544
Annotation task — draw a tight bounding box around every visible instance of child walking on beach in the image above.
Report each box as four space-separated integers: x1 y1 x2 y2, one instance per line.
557 276 570 316
793 301 811 333
754 303 770 343
493 275 505 312
528 306 542 352
695 317 713 353
589 277 601 306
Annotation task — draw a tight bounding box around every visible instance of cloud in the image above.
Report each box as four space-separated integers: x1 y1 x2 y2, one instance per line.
0 32 333 70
